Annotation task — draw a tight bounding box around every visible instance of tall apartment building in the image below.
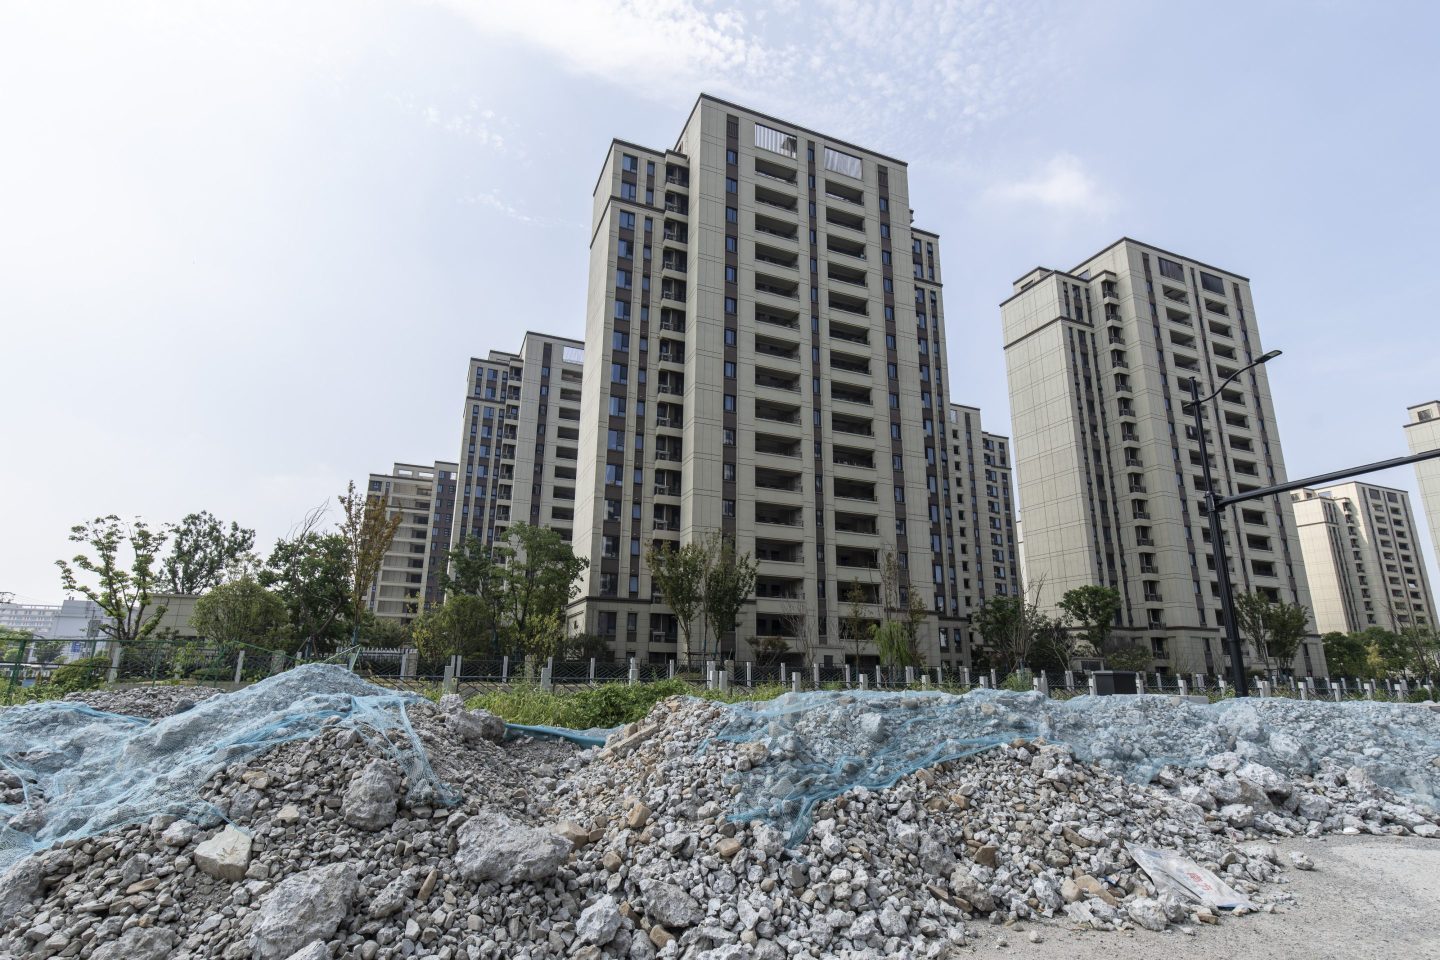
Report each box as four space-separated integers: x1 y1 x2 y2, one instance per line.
1291 483 1436 634
1002 238 1324 675
450 333 586 553
566 95 978 668
946 405 1022 620
1405 401 1440 573
365 461 458 624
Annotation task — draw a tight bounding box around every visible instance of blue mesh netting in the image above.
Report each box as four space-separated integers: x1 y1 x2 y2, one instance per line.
702 689 1440 845
0 665 454 871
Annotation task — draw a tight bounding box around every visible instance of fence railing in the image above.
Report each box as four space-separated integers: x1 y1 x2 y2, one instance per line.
4 635 1434 706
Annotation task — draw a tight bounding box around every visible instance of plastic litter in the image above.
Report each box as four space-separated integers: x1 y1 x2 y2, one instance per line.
1127 843 1257 911
0 665 454 872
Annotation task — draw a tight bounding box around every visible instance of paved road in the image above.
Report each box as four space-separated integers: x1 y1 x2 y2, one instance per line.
977 834 1440 960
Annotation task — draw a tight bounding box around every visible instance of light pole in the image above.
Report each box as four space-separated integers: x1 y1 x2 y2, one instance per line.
1184 348 1281 697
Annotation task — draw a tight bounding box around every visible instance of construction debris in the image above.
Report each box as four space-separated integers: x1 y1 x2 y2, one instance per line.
0 667 1437 960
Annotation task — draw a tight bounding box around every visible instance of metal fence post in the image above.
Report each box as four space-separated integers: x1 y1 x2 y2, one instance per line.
746 661 753 687
628 657 639 686
589 657 596 683
501 655 509 683
874 665 883 689
668 659 676 679
813 663 820 687
233 650 245 686
843 664 851 687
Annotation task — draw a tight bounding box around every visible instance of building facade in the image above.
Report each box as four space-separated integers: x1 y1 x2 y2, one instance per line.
1001 238 1324 675
565 95 983 669
449 333 586 554
1292 483 1436 635
0 602 59 637
365 461 458 625
1406 401 1440 575
946 405 1022 618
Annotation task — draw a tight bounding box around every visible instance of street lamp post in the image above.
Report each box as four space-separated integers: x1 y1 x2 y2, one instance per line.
1185 348 1282 697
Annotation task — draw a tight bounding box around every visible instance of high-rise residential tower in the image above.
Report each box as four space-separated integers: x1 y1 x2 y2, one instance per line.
449 333 586 554
567 95 977 667
1291 483 1436 634
946 404 1022 621
1406 401 1440 575
1002 239 1324 675
365 460 458 625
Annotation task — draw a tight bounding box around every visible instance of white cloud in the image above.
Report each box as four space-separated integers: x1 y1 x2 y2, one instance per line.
433 0 1067 156
987 153 1109 214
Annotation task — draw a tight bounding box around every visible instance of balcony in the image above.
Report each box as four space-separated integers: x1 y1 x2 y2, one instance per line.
755 399 801 425
836 546 880 569
756 308 800 331
755 184 798 214
755 243 798 269
829 350 870 377
829 320 869 345
830 383 871 406
755 274 799 300
828 263 868 288
825 206 865 233
755 467 801 493
755 334 800 362
832 445 874 469
833 512 879 536
1162 286 1188 304
754 213 798 242
831 413 873 438
827 235 867 261
834 477 877 502
755 433 801 458
828 290 869 316
756 504 802 527
754 156 797 186
755 367 800 393
755 538 802 563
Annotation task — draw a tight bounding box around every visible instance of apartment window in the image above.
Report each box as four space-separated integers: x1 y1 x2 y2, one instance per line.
725 265 737 283
726 148 738 164
723 463 735 481
610 363 627 384
725 236 737 253
724 297 737 314
615 268 631 289
723 428 735 446
602 535 620 558
1200 271 1226 295
723 499 735 517
724 394 736 412
618 211 636 230
604 464 622 486
607 429 625 451
618 239 632 258
605 498 620 521
620 182 636 201
725 177 738 194
612 331 629 350
600 573 618 596
724 361 736 379
613 300 630 320
608 396 626 417
621 154 638 173
724 328 737 346
726 206 738 223
1157 256 1185 281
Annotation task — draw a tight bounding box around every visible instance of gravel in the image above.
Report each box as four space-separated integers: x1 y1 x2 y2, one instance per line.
2 672 1438 960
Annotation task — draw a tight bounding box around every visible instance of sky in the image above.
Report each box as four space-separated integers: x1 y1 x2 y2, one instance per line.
2 0 1438 604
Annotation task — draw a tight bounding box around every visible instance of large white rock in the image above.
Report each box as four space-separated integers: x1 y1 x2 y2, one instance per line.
454 811 572 883
341 759 400 831
576 895 623 945
251 864 358 960
194 825 252 882
639 880 704 929
90 925 176 960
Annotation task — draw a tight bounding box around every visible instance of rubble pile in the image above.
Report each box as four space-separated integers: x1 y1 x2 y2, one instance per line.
0 670 1438 960
63 685 224 720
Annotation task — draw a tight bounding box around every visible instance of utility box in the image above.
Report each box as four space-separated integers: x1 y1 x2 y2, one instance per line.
1091 671 1139 696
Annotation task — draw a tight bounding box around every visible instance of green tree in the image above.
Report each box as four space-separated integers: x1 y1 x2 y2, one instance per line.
752 635 790 666
871 620 922 671
411 593 494 661
1262 600 1309 674
843 578 871 672
261 530 350 653
1233 591 1273 666
701 534 757 661
1321 631 1371 678
439 535 507 651
56 515 169 645
646 538 710 660
190 576 287 649
1057 585 1121 660
162 511 257 594
340 482 404 643
972 595 1033 673
1399 625 1440 678
1354 626 1404 675
494 523 586 653
1 627 32 664
30 640 63 665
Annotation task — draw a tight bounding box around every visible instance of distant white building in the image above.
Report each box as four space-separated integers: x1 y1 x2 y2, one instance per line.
0 602 60 637
1 599 112 660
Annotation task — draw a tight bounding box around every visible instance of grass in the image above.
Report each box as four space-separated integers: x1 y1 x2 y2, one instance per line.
466 680 790 729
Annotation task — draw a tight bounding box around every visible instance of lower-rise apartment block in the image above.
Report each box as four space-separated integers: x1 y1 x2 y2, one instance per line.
365 461 457 625
1002 238 1324 675
1292 483 1435 635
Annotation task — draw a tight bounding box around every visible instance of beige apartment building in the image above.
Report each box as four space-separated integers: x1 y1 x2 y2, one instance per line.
565 95 988 668
1406 401 1440 574
946 405 1022 622
1292 483 1436 635
1002 238 1324 676
365 461 458 625
449 333 586 554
